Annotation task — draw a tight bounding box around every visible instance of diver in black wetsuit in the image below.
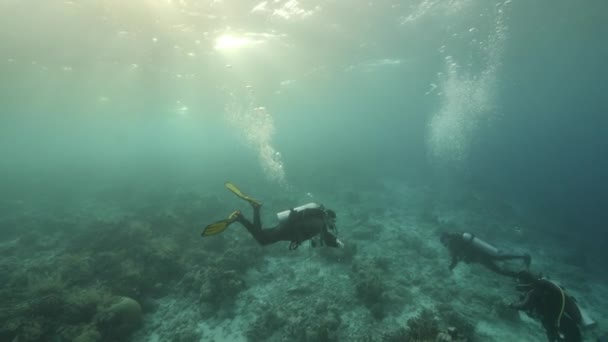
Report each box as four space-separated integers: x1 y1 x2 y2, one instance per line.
202 182 343 250
510 271 583 342
440 232 531 278
233 200 341 250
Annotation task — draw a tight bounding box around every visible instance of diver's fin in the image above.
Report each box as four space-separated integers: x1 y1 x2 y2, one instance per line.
201 211 241 237
224 182 262 207
579 306 597 329
201 220 230 237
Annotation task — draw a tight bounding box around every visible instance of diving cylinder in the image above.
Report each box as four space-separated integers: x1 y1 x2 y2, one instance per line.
276 202 321 223
462 233 500 257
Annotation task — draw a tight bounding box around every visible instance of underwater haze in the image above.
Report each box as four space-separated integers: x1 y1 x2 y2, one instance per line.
1 0 607 341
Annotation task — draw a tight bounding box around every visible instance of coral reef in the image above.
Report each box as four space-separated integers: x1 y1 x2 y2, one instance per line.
384 307 473 342
285 303 342 342
406 308 440 341
492 299 520 322
352 259 403 320
96 296 143 341
0 195 220 341
0 178 598 342
246 309 286 341
0 280 135 342
433 303 475 340
194 245 265 318
53 322 102 342
198 268 246 317
382 327 410 342
243 295 344 342
318 241 358 263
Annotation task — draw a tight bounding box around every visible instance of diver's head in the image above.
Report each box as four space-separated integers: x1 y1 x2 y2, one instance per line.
324 208 337 233
326 209 336 220
516 270 541 291
323 208 336 225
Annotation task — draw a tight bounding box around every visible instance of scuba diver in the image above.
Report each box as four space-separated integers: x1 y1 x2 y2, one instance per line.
510 270 586 342
202 182 343 250
440 232 531 278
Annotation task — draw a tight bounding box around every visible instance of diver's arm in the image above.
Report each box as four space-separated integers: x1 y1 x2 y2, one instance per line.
483 260 519 278
510 289 536 310
543 322 561 342
321 230 342 248
446 238 461 270
449 254 459 270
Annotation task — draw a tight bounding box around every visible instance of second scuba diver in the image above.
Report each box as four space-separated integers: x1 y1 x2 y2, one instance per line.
202 182 343 250
440 232 531 278
510 270 587 342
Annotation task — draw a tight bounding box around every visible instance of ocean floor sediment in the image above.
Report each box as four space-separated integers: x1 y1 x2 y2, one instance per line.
1 178 605 341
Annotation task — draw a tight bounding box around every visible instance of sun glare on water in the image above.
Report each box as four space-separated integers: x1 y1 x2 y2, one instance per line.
214 34 255 51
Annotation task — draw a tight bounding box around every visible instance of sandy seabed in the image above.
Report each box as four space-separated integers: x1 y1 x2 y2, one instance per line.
1 178 605 341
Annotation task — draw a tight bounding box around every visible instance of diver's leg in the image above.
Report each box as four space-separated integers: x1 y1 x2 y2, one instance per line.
494 253 531 267
483 260 519 278
252 203 261 230
236 216 269 245
560 315 582 342
541 318 561 342
236 207 281 246
234 214 256 234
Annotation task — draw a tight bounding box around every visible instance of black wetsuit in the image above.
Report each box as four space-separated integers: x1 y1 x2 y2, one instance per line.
236 206 340 249
512 279 582 342
443 232 530 278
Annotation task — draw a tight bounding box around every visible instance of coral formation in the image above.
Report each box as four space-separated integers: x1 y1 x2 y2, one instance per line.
436 304 475 340
492 300 520 322
198 268 246 317
0 179 595 342
0 197 206 341
195 246 265 318
246 309 286 341
285 304 342 342
96 296 143 341
319 241 358 263
352 260 392 319
383 307 475 342
406 308 440 340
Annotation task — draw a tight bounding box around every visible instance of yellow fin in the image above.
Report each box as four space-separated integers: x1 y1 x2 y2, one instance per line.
224 182 261 206
201 211 241 237
201 220 230 237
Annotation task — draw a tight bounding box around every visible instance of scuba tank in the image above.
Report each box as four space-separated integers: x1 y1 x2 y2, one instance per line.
276 202 321 224
462 233 500 257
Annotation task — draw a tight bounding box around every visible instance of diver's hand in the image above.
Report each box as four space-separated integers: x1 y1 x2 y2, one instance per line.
336 239 344 248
